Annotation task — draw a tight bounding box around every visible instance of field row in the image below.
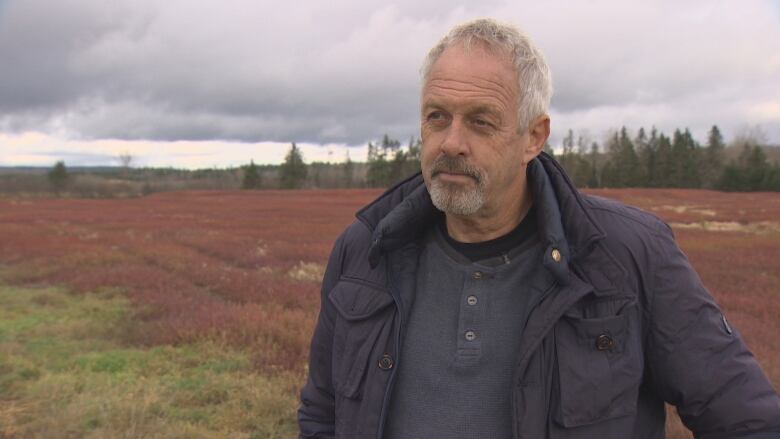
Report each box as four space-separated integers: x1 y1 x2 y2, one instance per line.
1 189 778 438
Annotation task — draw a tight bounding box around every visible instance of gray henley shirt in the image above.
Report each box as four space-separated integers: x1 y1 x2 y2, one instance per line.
384 215 552 439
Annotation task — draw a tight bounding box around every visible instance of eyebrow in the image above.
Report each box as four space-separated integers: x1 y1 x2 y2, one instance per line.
468 105 502 117
422 100 503 117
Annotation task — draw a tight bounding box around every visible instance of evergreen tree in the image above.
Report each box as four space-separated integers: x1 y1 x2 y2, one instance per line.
718 165 744 191
602 127 640 187
600 132 620 187
655 133 674 187
48 161 69 195
389 149 408 184
557 129 593 188
366 141 390 187
670 129 700 188
381 134 401 156
562 129 575 155
569 154 593 188
242 160 261 189
279 143 308 189
342 152 354 188
408 137 422 162
740 145 770 190
587 142 600 188
619 127 641 187
576 132 590 155
719 126 775 191
367 134 418 187
404 136 422 176
682 128 701 188
646 127 660 187
702 125 725 188
311 162 322 187
762 165 780 191
558 129 576 178
635 127 653 187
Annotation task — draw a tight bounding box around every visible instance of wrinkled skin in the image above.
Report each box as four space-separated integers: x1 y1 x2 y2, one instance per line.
420 41 550 243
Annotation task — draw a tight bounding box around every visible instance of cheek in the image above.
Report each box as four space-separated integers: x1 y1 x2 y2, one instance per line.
420 126 436 149
420 135 440 160
420 145 436 175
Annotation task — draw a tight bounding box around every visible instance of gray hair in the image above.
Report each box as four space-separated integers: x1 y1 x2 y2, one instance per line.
421 18 553 133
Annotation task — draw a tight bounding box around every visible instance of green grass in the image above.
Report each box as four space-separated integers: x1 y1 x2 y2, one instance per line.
0 285 300 439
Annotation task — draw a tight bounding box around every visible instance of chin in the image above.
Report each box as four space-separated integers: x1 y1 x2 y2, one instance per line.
429 183 485 216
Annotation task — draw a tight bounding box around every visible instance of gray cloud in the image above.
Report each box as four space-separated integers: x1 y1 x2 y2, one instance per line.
1 0 779 148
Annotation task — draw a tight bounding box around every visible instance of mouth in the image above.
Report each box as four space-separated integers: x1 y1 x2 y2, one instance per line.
433 171 477 183
427 155 483 186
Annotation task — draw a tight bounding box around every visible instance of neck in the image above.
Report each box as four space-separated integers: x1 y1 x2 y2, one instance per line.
445 185 533 243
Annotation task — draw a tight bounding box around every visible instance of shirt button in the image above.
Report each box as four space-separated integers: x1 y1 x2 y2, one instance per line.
466 295 478 306
472 271 483 280
378 354 394 370
551 248 562 262
464 330 477 341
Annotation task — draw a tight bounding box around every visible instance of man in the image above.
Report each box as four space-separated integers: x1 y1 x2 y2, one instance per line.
298 18 780 439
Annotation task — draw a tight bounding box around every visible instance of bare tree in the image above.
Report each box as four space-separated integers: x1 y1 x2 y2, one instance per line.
577 129 592 155
117 152 133 178
731 125 768 149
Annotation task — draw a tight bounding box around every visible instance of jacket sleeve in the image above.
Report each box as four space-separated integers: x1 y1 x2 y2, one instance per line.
645 224 780 438
298 232 346 438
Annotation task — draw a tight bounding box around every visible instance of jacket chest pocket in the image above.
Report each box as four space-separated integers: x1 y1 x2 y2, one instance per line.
552 297 643 428
328 278 396 399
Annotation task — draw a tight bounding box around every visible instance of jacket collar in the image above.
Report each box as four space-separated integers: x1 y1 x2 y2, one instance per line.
356 152 606 284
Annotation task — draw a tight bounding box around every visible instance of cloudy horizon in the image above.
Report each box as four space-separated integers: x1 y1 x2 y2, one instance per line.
1 0 779 169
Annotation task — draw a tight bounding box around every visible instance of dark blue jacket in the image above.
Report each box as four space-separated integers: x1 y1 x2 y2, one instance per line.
298 153 780 438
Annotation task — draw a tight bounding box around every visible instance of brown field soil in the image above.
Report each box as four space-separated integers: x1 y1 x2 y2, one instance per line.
1 188 779 438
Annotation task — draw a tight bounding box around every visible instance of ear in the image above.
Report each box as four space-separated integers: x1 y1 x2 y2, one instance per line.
523 114 551 164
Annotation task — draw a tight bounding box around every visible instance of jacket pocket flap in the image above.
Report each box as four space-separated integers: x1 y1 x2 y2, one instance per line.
554 300 641 427
562 312 629 343
328 279 394 321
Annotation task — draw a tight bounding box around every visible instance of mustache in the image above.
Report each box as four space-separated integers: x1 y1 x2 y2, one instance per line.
430 156 484 182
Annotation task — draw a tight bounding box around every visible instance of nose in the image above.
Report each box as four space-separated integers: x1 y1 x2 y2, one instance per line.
439 119 469 157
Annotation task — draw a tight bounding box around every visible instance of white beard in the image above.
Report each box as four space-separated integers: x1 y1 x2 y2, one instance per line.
428 177 486 215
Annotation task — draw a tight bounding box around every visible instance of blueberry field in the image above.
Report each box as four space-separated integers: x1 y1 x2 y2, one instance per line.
1 189 778 438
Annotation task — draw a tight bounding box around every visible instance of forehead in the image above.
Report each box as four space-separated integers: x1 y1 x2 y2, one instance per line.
423 42 518 112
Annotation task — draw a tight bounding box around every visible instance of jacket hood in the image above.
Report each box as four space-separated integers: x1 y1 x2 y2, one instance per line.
356 152 606 285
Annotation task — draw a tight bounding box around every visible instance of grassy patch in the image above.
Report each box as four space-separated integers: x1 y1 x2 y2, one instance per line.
0 285 299 439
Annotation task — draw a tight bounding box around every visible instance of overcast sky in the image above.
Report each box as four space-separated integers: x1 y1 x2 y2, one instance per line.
1 0 779 168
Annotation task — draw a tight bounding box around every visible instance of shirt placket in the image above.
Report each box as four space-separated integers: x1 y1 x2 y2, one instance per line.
455 268 489 365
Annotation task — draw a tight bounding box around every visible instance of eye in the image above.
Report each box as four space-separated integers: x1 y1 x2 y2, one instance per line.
425 110 450 127
472 118 493 129
427 111 446 121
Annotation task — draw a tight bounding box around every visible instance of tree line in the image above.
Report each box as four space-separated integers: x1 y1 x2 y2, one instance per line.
551 125 780 191
239 135 422 190
10 125 777 197
244 125 777 192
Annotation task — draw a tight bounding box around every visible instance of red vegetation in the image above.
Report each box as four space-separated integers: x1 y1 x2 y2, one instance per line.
0 189 380 371
0 188 778 436
587 188 780 223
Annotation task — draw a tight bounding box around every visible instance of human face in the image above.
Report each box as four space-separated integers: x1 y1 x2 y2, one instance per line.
421 42 537 217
